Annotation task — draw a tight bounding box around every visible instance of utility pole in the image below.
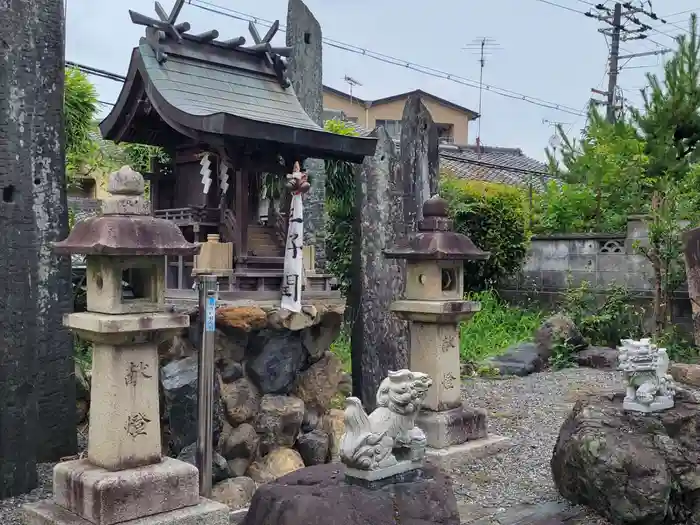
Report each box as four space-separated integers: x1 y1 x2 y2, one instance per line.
586 2 671 122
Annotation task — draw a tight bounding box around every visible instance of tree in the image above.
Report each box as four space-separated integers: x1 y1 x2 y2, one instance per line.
65 67 99 182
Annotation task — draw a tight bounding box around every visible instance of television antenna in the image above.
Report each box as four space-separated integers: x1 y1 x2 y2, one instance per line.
463 37 501 151
344 75 363 105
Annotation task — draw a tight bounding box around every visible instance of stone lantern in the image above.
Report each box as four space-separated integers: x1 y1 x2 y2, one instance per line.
23 166 229 525
384 194 490 451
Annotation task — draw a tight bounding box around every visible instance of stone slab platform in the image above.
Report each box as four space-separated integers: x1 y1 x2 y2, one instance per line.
425 435 512 467
458 501 588 524
52 458 199 525
21 499 229 525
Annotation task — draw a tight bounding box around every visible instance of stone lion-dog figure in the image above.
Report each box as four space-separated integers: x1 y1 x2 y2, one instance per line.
339 369 433 471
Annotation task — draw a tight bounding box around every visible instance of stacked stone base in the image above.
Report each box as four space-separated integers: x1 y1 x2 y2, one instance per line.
22 458 228 525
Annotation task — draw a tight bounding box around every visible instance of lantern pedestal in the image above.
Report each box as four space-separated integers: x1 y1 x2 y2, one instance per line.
22 166 228 525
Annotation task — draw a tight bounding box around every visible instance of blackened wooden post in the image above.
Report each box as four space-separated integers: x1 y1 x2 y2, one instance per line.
400 95 439 231
0 0 75 496
286 0 326 269
350 128 409 411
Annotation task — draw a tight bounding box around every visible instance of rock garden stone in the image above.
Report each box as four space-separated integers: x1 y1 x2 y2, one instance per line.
295 429 329 466
573 346 618 369
247 329 307 394
487 342 544 376
216 306 267 332
211 476 256 510
254 395 304 455
242 463 460 525
178 442 231 483
219 376 261 426
161 355 224 454
338 372 352 396
219 360 244 383
551 389 700 525
669 362 700 388
291 351 343 412
535 314 586 360
300 309 343 363
321 408 345 462
214 327 246 364
246 447 305 484
219 422 259 477
301 406 322 433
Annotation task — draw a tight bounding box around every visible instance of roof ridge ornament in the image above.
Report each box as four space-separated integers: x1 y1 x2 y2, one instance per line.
128 1 292 88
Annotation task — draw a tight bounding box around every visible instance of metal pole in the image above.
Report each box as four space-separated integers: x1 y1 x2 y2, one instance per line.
196 274 218 498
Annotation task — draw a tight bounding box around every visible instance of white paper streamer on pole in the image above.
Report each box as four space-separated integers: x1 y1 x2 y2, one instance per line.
281 162 308 313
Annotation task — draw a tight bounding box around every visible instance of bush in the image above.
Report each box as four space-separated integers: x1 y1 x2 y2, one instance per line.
459 290 544 364
561 280 644 347
440 175 530 291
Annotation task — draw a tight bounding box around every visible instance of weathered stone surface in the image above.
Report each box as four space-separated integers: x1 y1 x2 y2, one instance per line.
301 309 343 363
417 406 487 449
321 408 345 462
247 329 307 394
219 422 259 477
552 390 700 525
219 360 244 383
255 395 304 455
161 356 224 454
216 306 267 332
573 346 618 369
488 342 544 376
291 351 343 412
669 362 700 387
301 406 322 433
178 442 231 483
76 399 89 425
246 448 305 484
158 334 196 364
338 372 352 396
242 463 460 525
214 327 246 364
350 127 410 411
212 476 256 511
75 361 90 401
219 376 261 426
296 429 329 466
287 0 325 268
535 314 586 360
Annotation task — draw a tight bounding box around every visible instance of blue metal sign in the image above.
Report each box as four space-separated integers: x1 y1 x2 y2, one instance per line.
205 295 216 332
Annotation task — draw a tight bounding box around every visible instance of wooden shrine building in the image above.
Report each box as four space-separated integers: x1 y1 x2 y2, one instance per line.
100 1 376 297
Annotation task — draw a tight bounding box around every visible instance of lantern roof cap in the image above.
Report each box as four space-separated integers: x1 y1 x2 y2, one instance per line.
383 194 490 262
54 166 199 257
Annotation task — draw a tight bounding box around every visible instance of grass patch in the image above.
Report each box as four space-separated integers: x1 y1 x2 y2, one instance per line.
330 327 352 373
459 290 543 364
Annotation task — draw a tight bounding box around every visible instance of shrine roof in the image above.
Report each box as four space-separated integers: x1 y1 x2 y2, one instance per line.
100 3 376 163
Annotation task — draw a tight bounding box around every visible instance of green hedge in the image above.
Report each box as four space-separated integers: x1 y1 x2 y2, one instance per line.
440 175 530 291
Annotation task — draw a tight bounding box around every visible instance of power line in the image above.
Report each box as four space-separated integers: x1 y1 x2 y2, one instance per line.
186 0 587 117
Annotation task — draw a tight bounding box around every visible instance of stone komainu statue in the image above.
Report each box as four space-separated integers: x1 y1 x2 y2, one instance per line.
339 369 432 471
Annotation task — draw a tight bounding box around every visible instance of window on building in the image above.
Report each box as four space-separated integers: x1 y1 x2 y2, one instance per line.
436 123 454 143
375 119 402 138
345 116 358 123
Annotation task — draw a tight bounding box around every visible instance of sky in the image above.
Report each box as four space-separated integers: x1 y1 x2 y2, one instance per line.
65 0 698 161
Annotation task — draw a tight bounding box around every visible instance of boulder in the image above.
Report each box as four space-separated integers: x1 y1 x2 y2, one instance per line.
216 306 267 332
177 442 230 483
219 376 261 426
487 342 544 376
535 314 586 360
338 372 352 396
158 333 196 365
219 422 259 477
301 406 322 433
211 476 256 510
573 346 618 369
242 463 460 525
247 329 307 395
219 360 244 384
160 356 224 454
291 352 343 413
246 448 305 484
301 309 343 363
254 395 304 456
214 328 247 365
295 429 329 466
551 389 700 525
321 409 345 462
669 363 700 388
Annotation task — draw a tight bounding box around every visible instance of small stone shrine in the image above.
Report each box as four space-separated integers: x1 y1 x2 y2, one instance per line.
618 338 676 413
383 195 497 452
22 166 229 525
340 369 432 483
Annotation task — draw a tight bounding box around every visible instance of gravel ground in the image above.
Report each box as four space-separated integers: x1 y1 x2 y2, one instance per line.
0 371 617 524
449 367 620 524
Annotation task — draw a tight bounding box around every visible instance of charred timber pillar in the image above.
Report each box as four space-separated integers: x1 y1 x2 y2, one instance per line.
0 0 75 497
400 95 439 230
350 128 409 411
286 0 326 270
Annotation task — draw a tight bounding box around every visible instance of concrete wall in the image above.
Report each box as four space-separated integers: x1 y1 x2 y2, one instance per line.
500 217 693 333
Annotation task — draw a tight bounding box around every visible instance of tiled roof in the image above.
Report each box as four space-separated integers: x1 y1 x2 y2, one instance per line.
323 114 557 192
